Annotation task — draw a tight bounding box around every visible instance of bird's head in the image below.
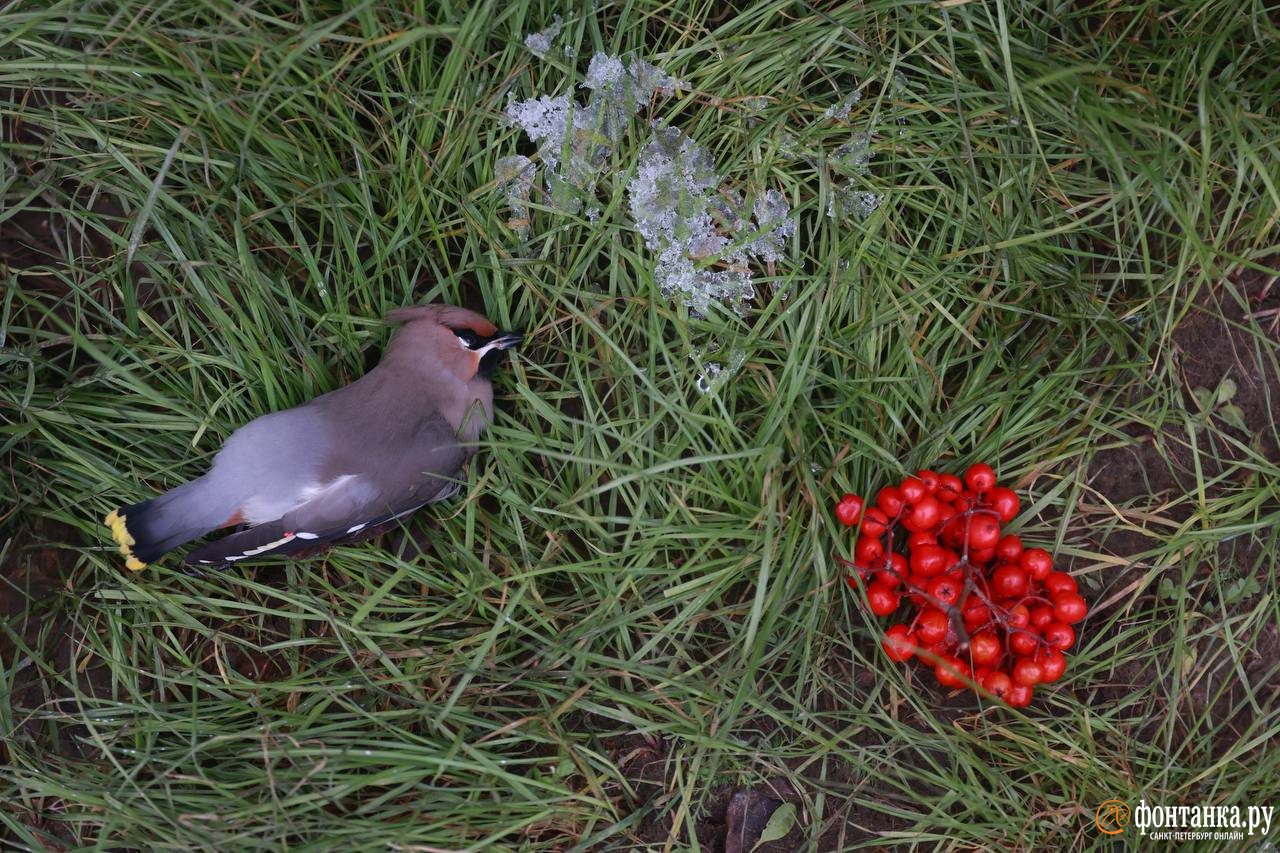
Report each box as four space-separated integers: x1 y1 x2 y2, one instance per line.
385 303 523 382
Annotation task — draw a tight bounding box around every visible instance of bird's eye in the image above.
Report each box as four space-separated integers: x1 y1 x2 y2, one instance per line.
454 329 478 347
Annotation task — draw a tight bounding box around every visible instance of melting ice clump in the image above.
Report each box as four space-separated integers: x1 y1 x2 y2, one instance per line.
832 131 873 175
504 53 683 217
822 90 862 121
745 189 795 263
494 155 536 236
523 15 562 58
629 126 793 315
829 186 883 220
817 88 890 220
691 340 747 394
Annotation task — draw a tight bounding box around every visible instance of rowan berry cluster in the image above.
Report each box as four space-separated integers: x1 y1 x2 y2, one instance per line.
835 464 1087 707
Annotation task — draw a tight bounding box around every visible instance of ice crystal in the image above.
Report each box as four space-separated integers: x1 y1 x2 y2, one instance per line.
524 15 562 58
743 189 795 263
505 94 574 153
831 131 873 175
822 91 862 121
629 126 792 314
504 53 684 218
743 95 769 112
828 183 882 220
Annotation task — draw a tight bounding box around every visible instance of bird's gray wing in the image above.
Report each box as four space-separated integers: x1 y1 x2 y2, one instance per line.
185 414 466 567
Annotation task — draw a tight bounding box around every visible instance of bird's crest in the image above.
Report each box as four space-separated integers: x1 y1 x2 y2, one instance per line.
386 304 497 337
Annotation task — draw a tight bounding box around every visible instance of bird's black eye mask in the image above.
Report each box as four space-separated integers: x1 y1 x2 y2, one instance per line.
452 326 524 377
451 328 489 350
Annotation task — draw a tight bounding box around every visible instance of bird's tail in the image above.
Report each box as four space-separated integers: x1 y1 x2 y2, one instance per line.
104 477 228 570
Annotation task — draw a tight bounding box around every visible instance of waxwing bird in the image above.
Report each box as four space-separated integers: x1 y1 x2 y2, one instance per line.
104 304 522 570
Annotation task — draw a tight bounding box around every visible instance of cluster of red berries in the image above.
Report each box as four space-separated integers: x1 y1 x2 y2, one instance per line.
835 463 1087 707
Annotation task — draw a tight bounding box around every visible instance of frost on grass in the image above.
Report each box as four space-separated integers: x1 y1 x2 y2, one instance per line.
504 52 684 218
628 126 794 316
524 15 562 59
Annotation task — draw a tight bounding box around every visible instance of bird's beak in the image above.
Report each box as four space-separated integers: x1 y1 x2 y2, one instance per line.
492 330 524 350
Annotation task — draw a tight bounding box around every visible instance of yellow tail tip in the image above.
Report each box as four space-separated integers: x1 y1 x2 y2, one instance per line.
104 510 148 571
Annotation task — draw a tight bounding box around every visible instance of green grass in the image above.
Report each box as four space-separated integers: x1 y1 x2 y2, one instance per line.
2 0 1279 849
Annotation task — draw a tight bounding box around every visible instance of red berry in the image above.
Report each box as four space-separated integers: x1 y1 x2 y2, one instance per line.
1028 605 1055 631
995 534 1024 562
935 473 964 502
970 546 996 565
915 608 950 646
1008 630 1038 656
882 624 916 662
903 496 942 532
1020 548 1054 581
962 599 990 631
888 551 908 578
915 470 940 492
1043 621 1075 650
1006 604 1030 630
909 544 949 578
982 669 1013 700
1013 658 1043 686
965 515 1002 550
1035 649 1067 682
969 630 1001 667
940 518 963 549
1052 593 1088 624
860 507 889 537
835 493 864 527
986 486 1020 522
899 476 929 504
874 568 901 588
866 582 901 616
905 573 930 602
907 530 938 550
934 655 968 688
876 486 905 518
854 535 884 564
1043 571 1077 597
928 574 961 606
991 564 1030 598
964 463 997 493
1006 683 1034 707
